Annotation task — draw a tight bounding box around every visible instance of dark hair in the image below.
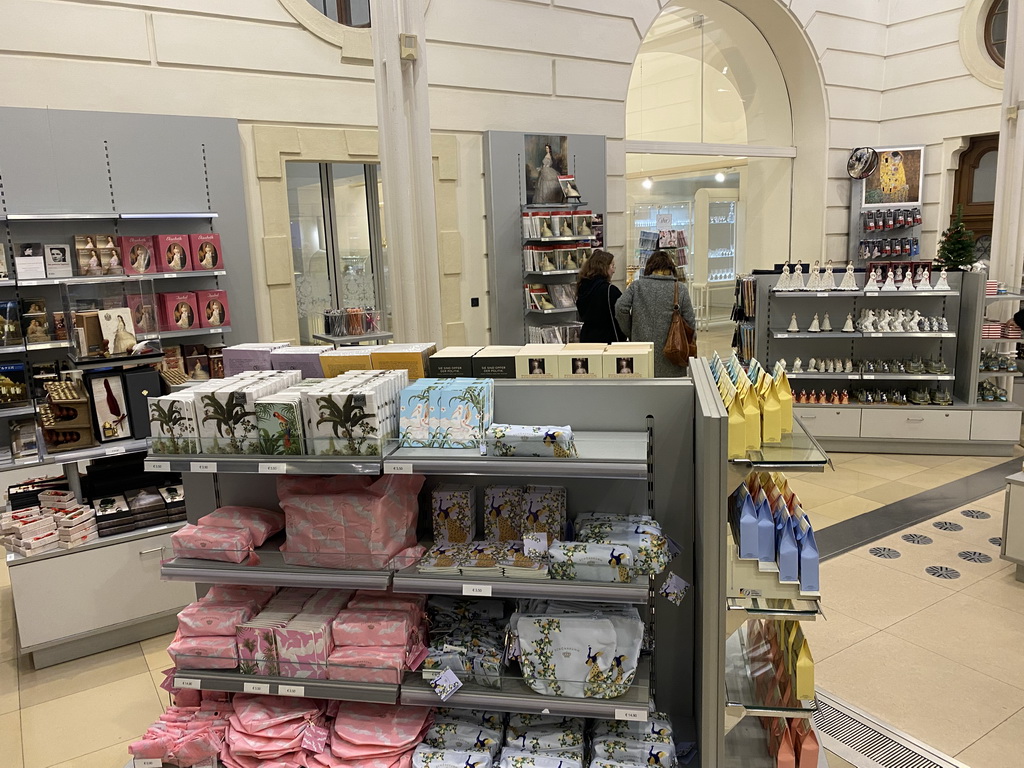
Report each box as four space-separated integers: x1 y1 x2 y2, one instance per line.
577 249 614 284
644 250 677 276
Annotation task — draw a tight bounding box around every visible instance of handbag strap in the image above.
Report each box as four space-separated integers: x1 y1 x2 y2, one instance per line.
673 279 680 312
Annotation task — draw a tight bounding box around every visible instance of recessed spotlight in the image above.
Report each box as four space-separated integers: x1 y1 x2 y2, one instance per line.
715 172 726 182
642 177 653 189
722 66 729 74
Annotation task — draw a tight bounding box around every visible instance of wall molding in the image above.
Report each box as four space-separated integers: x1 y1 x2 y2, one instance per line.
959 0 1005 90
277 0 373 61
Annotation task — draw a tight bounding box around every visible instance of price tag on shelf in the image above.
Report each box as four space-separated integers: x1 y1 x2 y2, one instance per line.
134 759 162 768
865 292 879 297
816 292 829 297
386 462 413 475
861 375 875 380
243 682 271 694
462 584 492 597
190 461 217 473
775 333 789 339
173 677 200 690
145 460 170 473
258 463 286 474
105 446 126 456
279 684 306 697
868 333 884 338
614 709 648 722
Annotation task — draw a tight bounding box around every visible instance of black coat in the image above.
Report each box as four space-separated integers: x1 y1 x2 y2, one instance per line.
576 277 625 344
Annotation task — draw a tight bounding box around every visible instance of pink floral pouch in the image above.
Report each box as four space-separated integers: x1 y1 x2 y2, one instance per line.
177 600 258 637
332 703 432 748
171 524 258 565
326 646 408 684
198 506 285 546
331 610 413 647
167 631 239 670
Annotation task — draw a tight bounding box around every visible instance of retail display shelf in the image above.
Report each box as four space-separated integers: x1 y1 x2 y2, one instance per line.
0 344 27 356
399 659 652 720
726 530 821 602
862 331 957 338
771 332 856 340
771 290 863 298
170 669 397 704
383 431 648 480
68 351 164 371
7 437 151 472
14 270 227 287
161 326 231 339
5 520 185 567
0 404 36 418
861 289 958 297
729 418 829 471
160 541 394 590
0 279 15 288
523 202 592 210
522 236 597 243
972 400 1024 410
724 631 816 720
773 330 956 340
724 715 828 768
313 330 394 346
5 212 117 221
524 270 580 278
977 370 1023 379
119 212 219 219
788 372 954 381
391 567 651 604
526 307 578 315
144 454 382 475
25 340 70 351
786 372 856 380
985 292 1024 303
725 597 820 639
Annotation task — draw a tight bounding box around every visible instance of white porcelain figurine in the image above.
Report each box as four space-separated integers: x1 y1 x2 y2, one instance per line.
935 268 951 291
788 313 800 332
775 263 792 292
838 263 858 291
842 313 856 333
821 312 832 332
807 313 821 333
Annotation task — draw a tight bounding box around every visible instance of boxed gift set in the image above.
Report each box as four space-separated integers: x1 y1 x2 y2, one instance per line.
118 235 157 275
160 291 200 331
189 233 223 271
156 235 193 272
195 289 230 328
399 377 494 449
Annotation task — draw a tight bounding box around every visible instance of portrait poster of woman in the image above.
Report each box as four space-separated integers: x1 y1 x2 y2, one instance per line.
524 134 569 205
862 147 924 206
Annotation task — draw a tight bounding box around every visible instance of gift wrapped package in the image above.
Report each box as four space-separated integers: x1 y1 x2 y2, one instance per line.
170 523 255 564
485 424 578 458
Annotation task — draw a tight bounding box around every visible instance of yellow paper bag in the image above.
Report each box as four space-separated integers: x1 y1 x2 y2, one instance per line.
728 394 748 459
742 383 762 451
762 376 782 444
775 370 793 433
795 637 815 701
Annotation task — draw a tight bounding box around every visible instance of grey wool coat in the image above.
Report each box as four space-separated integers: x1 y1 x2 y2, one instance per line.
614 275 697 378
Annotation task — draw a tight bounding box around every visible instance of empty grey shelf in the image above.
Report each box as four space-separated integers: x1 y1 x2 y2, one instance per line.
771 331 858 339
400 659 651 720
0 404 35 418
770 290 863 297
15 271 226 287
0 344 27 356
170 669 397 703
985 292 1024 303
161 326 231 339
861 331 956 338
527 307 578 315
391 567 651 604
862 289 958 297
144 454 382 475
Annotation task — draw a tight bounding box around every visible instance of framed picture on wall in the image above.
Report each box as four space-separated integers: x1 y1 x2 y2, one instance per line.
524 134 569 205
862 147 924 206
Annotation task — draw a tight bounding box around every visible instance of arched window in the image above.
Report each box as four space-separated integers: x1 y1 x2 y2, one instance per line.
305 0 371 28
985 0 1008 68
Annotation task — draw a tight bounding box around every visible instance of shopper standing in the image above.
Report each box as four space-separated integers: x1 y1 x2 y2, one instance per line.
575 249 624 344
615 250 696 377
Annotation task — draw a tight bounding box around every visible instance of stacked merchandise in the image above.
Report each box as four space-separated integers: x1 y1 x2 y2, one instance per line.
1 506 60 556
321 702 432 768
730 471 819 594
299 370 408 456
527 323 583 345
426 344 656 379
236 588 314 675
223 342 292 376
484 425 578 458
416 709 502 768
323 307 383 337
0 360 29 407
170 505 285 565
128 692 234 767
168 585 275 671
510 601 644 699
270 345 334 379
731 274 757 363
399 378 494 449
326 591 427 683
421 597 506 689
41 378 97 453
707 353 793 460
549 512 669 584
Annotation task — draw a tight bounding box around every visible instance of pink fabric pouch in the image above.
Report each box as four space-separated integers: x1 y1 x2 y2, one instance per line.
332 703 432 749
226 727 304 759
347 592 426 614
277 474 424 570
331 610 413 647
198 505 285 546
167 631 238 670
207 585 278 605
171 524 257 565
178 600 257 637
232 694 322 733
326 646 408 684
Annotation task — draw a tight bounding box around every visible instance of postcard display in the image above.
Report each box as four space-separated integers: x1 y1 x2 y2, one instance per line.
143 378 810 762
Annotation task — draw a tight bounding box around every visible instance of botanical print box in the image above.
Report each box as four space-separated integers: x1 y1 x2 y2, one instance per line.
148 394 200 454
254 392 304 456
431 484 476 544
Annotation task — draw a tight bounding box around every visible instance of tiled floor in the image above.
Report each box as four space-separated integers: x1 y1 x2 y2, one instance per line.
0 443 1021 766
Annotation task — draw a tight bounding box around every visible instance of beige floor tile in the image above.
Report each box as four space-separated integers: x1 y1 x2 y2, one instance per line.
929 506 1006 545
941 456 1015 476
847 524 1006 590
801 607 877 662
0 563 9 588
150 668 173 709
888 592 1024 691
966 492 1009 514
825 452 864 465
816 632 1024 756
21 672 162 768
0 585 14 625
889 453 962 468
824 752 859 768
800 469 889 496
0 658 18 715
820 554 952 629
808 512 842 529
854 480 929 506
0 711 23 768
956 707 1024 768
842 455 933 481
0 617 18 662
963 565 1024 616
49 740 135 768
140 632 175 673
897 469 951 491
809 495 881 523
18 642 149 709
787 478 850 509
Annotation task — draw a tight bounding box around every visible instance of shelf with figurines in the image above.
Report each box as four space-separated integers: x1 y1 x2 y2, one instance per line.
773 259 956 296
773 307 955 339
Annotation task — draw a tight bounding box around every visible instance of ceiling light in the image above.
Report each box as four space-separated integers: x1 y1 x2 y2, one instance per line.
642 177 653 190
722 66 728 74
714 172 726 183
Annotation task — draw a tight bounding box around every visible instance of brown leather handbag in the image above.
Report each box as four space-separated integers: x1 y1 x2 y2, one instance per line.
663 280 698 370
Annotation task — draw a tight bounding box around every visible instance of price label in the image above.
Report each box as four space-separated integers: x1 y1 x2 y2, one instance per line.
190 461 217 473
279 684 306 697
868 333 884 338
134 759 162 768
865 292 879 296
243 682 271 694
816 292 828 297
861 375 875 380
145 460 170 472
105 446 126 456
173 677 200 690
462 584 492 597
387 462 413 475
258 463 286 474
775 333 789 339
614 709 648 722
429 668 464 701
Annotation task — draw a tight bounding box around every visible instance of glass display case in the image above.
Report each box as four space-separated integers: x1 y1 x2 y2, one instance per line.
695 189 741 327
60 278 163 365
630 201 693 283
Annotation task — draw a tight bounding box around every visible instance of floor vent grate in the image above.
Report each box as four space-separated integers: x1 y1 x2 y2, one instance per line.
814 691 968 768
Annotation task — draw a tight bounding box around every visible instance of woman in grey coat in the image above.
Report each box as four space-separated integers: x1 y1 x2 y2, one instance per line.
615 250 696 378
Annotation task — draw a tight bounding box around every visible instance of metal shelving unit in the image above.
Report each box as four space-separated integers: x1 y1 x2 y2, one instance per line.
145 454 382 475
313 330 394 347
6 521 185 567
161 326 231 340
391 568 651 604
170 669 398 704
16 269 226 287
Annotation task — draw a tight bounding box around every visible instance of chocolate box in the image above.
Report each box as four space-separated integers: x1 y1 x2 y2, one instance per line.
428 347 484 378
160 292 199 332
189 233 223 271
155 235 193 273
118 236 157 275
195 289 230 329
471 346 520 379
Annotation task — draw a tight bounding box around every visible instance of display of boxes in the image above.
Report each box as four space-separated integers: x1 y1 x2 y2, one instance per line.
303 370 406 456
254 391 305 456
148 393 201 454
515 344 562 379
14 243 46 280
369 343 437 381
195 373 299 454
428 347 484 378
557 343 605 379
160 291 199 332
270 345 332 379
471 346 520 379
603 343 654 378
320 348 375 377
0 362 29 407
189 233 223 271
431 484 476 544
42 425 95 453
155 235 193 273
223 342 291 375
195 289 230 328
39 401 92 429
118 235 157 275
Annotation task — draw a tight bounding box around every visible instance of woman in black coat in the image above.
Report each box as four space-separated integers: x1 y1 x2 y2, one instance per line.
575 249 625 343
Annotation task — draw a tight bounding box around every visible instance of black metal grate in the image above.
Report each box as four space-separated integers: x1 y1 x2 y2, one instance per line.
925 565 961 579
960 509 992 519
869 546 901 559
933 521 963 532
902 533 933 545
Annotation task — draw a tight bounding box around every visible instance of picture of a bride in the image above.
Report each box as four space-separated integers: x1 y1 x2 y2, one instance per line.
525 134 569 205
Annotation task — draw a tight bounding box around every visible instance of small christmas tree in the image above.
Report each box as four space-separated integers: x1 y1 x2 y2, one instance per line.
936 205 976 269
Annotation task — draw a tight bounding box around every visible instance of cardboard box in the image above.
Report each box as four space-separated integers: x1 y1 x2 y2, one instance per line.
603 343 654 379
370 343 436 381
195 289 230 328
428 347 484 378
118 236 157 275
43 244 73 278
41 425 95 453
320 348 374 377
270 346 332 380
189 233 223 271
160 292 199 332
515 344 562 379
557 344 605 379
223 343 290 376
39 401 92 429
155 235 193 273
471 346 520 379
126 294 158 335
122 366 162 439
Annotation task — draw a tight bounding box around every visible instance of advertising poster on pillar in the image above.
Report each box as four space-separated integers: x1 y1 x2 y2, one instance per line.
524 134 569 205
862 147 924 206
